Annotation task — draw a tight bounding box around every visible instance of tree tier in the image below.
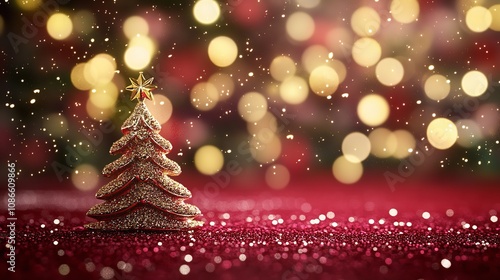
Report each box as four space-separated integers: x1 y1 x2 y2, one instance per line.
122 101 161 133
85 207 203 231
96 167 191 199
87 181 201 219
103 144 181 177
110 129 172 155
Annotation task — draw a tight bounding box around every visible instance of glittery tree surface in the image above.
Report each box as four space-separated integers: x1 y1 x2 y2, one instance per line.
85 74 203 230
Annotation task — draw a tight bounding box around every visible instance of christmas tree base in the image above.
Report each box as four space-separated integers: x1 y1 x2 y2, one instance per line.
84 207 204 231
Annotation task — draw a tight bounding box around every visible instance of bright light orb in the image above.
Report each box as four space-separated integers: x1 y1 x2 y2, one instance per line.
270 56 296 81
309 65 339 97
455 119 483 148
280 76 309 105
238 92 268 122
351 6 381 36
194 145 224 175
47 13 73 40
123 16 149 39
286 12 315 41
489 5 500 31
465 6 492 33
369 128 397 158
424 74 450 101
193 0 221 25
342 132 371 163
375 58 404 86
427 118 458 150
461 70 488 97
357 94 390 127
332 156 363 184
71 164 100 191
208 36 238 67
190 82 219 111
391 0 420 24
265 164 290 190
352 37 382 67
392 130 416 159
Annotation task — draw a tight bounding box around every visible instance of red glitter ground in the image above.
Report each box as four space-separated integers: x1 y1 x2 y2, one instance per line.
2 175 499 280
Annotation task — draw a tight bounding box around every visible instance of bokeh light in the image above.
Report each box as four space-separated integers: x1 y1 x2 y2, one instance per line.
88 83 119 110
190 82 219 111
424 74 450 101
295 0 320 9
391 0 420 24
144 95 173 125
194 145 224 175
265 164 290 190
123 16 149 39
270 56 296 81
193 0 221 25
238 92 268 122
309 65 339 97
250 134 282 164
72 10 96 34
357 94 390 127
279 76 308 105
47 13 73 40
455 119 483 148
14 0 41 11
124 36 156 70
342 132 371 163
461 70 488 97
427 118 458 150
208 36 238 67
286 12 315 41
352 37 382 67
71 63 93 91
392 130 416 159
351 6 380 36
369 128 397 158
71 164 100 191
332 156 363 184
302 45 329 73
375 58 404 87
490 5 500 31
465 6 492 33
208 72 235 101
84 53 117 87
247 112 278 135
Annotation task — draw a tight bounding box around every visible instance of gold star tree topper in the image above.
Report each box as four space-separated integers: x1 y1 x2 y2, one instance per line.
126 72 157 102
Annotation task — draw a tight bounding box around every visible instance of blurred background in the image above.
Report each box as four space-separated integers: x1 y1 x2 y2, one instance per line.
1 0 499 193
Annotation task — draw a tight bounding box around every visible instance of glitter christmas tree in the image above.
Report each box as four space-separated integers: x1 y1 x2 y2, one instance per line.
85 72 203 230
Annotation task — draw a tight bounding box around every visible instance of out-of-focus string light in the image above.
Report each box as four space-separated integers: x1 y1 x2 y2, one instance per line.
124 36 156 70
342 132 371 163
270 56 296 81
72 164 100 191
193 0 221 25
190 82 219 111
250 134 282 164
351 6 380 37
286 12 315 42
208 36 238 67
144 95 173 125
392 130 416 159
424 74 450 101
14 0 41 11
461 70 488 97
332 156 363 184
357 94 390 127
352 37 382 67
279 76 309 105
489 5 500 31
123 16 149 39
375 58 405 86
47 13 73 40
309 65 339 97
369 128 397 158
302 45 330 73
84 53 117 86
390 0 420 24
427 118 458 150
265 164 290 190
238 92 268 122
208 72 235 101
194 145 224 175
465 6 492 33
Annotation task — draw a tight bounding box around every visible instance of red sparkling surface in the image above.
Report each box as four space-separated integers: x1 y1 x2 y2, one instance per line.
2 176 500 280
